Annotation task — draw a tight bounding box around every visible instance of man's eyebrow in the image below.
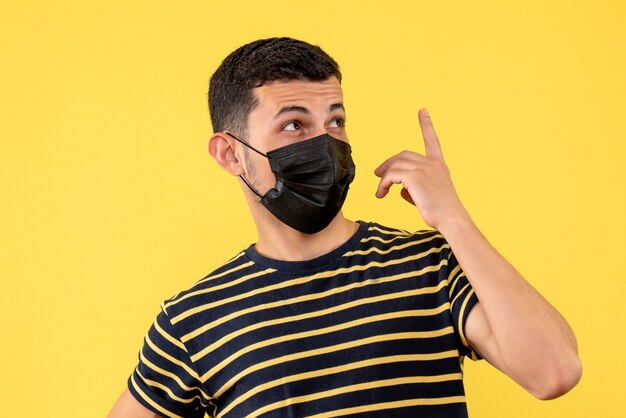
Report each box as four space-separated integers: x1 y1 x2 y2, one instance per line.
273 106 310 120
328 103 345 112
272 103 345 120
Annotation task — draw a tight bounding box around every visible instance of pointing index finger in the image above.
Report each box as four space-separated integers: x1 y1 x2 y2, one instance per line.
419 108 445 162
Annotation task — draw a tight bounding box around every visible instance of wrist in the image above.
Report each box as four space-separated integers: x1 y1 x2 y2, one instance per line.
435 209 476 238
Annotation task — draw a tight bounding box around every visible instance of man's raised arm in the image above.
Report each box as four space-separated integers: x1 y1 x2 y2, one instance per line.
373 108 582 399
108 388 161 418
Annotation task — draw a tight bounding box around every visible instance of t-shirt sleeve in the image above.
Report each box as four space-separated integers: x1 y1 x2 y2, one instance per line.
128 307 214 418
443 240 483 361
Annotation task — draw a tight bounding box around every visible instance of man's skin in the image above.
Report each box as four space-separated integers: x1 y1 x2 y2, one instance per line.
108 77 581 417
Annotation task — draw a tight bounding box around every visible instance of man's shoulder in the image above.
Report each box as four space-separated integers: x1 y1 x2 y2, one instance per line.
160 248 254 314
354 220 454 267
361 220 444 244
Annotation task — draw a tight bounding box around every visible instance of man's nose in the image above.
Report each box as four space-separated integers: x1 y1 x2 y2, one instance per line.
310 125 328 138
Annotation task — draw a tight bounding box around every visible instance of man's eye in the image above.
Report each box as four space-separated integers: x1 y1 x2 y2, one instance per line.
283 121 301 131
329 118 345 128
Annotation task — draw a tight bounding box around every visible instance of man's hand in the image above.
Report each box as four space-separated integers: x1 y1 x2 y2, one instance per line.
374 108 469 230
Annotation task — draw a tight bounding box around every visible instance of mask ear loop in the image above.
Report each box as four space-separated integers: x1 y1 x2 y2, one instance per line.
224 131 266 199
238 175 263 198
225 131 268 157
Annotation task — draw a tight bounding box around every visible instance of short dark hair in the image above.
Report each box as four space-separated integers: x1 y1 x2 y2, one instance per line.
208 37 342 138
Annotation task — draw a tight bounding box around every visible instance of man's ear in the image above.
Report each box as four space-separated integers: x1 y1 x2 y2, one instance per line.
208 133 244 176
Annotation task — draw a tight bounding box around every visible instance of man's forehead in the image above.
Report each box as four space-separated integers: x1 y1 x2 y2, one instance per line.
253 78 344 109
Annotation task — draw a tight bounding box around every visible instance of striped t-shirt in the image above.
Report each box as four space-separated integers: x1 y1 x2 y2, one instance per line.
128 221 481 417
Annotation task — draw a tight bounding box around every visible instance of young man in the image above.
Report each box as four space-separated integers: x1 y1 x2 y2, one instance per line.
108 37 581 418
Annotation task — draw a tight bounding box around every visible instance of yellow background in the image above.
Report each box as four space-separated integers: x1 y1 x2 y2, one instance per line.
1 1 624 416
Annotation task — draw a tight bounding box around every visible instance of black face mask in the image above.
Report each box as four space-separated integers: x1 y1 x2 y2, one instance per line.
226 132 356 234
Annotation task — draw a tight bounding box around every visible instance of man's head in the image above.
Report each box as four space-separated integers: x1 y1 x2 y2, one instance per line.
208 37 342 139
208 38 352 235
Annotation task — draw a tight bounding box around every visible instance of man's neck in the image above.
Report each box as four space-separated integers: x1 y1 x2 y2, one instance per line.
253 215 359 262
